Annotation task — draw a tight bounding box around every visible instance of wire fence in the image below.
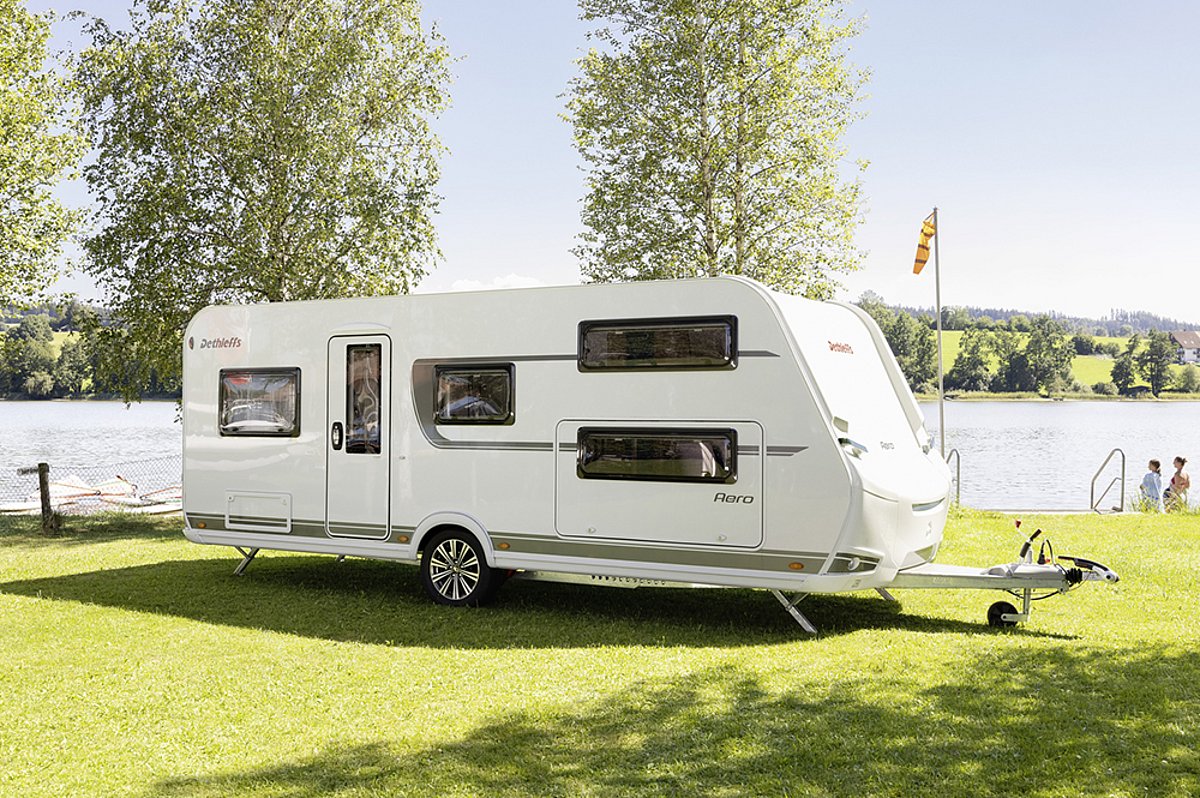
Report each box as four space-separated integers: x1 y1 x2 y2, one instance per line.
0 455 181 516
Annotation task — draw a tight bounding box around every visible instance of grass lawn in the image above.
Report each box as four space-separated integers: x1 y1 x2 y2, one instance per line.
1 510 1197 797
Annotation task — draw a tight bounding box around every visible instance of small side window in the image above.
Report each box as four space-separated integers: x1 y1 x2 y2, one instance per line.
578 316 736 371
577 428 736 483
219 368 301 437
435 364 514 425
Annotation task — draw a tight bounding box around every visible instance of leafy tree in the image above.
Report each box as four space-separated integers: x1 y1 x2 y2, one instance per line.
946 327 991 391
940 306 971 331
1024 316 1073 394
1 318 55 393
1176 364 1200 393
52 335 90 396
0 0 84 303
1071 333 1095 355
1136 329 1176 396
567 0 866 298
856 290 893 334
76 0 450 398
885 311 936 391
22 370 53 398
989 329 1035 392
1110 334 1140 395
10 312 53 342
1008 314 1031 333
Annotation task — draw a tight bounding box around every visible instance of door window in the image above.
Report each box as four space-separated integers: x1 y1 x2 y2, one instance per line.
346 344 382 454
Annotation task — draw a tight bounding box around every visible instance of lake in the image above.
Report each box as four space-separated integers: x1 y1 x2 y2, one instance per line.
1 399 1196 511
923 400 1199 510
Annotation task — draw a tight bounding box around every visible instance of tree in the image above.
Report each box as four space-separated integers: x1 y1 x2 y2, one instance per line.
1008 314 1031 333
1024 316 1073 395
0 0 84 303
1110 334 1140 395
885 311 936 391
567 0 866 298
76 0 450 398
1136 329 1176 396
940 306 971 331
52 335 90 396
946 327 991 392
856 290 893 334
990 329 1035 392
1071 333 1095 356
1 315 56 394
1176 364 1200 394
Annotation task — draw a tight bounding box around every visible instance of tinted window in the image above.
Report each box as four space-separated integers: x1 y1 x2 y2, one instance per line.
219 368 300 437
436 365 513 424
577 428 736 483
579 316 736 370
346 344 382 453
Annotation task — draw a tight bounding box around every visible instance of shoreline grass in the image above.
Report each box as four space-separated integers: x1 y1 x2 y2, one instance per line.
1 510 1197 797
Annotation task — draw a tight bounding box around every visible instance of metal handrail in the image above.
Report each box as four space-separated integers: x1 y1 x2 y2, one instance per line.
1090 448 1126 513
945 448 961 504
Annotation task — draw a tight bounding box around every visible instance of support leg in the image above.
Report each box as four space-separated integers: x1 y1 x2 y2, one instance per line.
770 590 818 634
875 587 898 602
335 554 346 564
233 547 259 576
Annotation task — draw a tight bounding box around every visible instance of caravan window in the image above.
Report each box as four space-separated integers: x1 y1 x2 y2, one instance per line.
346 344 382 453
218 368 300 437
435 365 514 424
577 428 736 483
578 316 736 370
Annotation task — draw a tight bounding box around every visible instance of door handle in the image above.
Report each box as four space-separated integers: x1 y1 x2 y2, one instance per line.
331 422 344 451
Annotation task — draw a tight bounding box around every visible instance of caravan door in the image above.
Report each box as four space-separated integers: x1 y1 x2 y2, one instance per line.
326 335 391 539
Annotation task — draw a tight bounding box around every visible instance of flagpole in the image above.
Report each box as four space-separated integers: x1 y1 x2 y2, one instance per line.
933 206 945 458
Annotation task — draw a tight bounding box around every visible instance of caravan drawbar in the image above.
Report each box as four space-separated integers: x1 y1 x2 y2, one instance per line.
182 276 1117 631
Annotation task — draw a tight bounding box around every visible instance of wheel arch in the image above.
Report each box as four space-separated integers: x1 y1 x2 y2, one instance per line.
412 512 497 568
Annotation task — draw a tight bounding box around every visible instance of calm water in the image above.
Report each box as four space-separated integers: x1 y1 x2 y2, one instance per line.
1 400 1196 510
923 400 1200 510
0 401 180 474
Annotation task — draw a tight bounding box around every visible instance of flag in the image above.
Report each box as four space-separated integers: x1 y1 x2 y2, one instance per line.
913 212 936 274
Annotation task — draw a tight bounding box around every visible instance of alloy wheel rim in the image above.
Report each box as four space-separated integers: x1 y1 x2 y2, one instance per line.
428 538 481 601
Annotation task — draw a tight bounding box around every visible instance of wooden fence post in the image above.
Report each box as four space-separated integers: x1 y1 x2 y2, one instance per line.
37 462 56 535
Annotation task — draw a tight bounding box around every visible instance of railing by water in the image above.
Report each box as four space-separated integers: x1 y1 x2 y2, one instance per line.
945 448 961 504
1090 448 1126 514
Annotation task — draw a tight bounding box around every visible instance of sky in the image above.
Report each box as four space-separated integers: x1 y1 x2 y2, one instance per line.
33 0 1200 323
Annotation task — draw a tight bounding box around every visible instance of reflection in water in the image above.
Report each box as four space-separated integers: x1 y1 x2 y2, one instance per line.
922 401 1200 510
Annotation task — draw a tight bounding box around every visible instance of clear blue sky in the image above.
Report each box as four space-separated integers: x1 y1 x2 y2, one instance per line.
35 0 1200 322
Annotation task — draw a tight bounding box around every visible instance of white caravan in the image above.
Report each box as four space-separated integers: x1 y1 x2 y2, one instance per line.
182 276 1117 631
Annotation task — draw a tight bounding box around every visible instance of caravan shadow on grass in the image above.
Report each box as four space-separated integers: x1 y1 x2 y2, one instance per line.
0 553 1069 648
143 649 1197 798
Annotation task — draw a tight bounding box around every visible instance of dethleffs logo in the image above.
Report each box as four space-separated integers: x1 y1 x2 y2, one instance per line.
827 340 854 354
188 336 242 350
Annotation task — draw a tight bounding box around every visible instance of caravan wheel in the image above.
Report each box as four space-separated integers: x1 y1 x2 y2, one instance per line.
420 530 498 607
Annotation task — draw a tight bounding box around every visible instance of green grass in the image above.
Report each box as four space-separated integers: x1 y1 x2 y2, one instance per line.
1 510 1197 797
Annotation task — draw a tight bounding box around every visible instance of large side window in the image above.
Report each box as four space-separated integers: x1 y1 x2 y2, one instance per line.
578 316 736 371
435 364 514 425
577 428 736 483
219 368 301 437
346 344 382 453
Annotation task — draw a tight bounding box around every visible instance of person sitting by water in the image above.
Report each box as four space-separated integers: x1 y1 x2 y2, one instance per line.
1165 456 1190 512
1140 460 1163 511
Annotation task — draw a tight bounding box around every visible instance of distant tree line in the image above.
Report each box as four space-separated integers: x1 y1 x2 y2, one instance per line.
857 293 1199 397
880 295 1197 339
0 302 176 399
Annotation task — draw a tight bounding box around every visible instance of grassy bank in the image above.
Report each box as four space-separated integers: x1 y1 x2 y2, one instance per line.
1 510 1197 797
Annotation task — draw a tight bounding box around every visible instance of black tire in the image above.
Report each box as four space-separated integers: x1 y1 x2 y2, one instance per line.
420 529 498 607
987 600 1018 628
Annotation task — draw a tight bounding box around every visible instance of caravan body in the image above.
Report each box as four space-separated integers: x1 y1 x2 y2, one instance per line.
182 277 952 602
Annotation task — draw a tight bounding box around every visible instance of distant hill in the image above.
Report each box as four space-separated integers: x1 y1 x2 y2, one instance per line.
868 294 1198 336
